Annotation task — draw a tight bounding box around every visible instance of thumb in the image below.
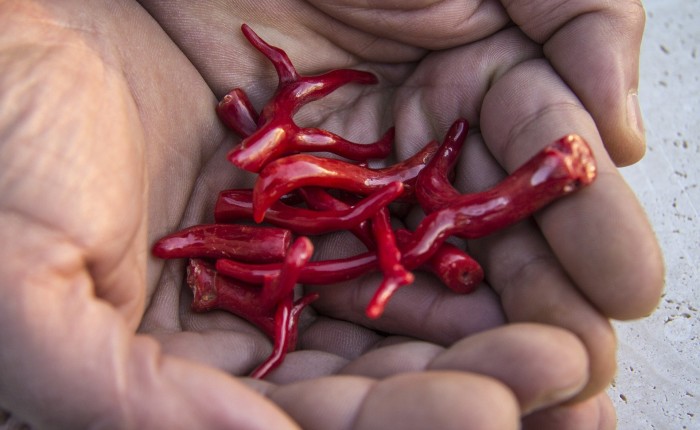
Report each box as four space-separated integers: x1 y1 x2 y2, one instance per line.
0 223 297 430
502 0 647 165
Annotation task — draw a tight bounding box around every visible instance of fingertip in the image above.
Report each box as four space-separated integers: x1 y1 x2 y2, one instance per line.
266 376 373 429
429 324 591 414
540 1 647 167
610 246 665 321
569 178 666 321
356 372 519 430
522 392 617 430
531 159 665 321
606 140 646 167
594 90 647 166
622 235 666 321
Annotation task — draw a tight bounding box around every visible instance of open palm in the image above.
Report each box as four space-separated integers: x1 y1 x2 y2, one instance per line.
0 1 663 429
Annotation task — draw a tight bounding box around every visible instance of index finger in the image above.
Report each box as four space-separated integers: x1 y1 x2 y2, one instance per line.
500 0 648 165
480 57 664 321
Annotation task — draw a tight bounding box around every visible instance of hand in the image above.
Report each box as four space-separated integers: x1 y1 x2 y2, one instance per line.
0 1 663 430
138 0 665 425
0 1 293 428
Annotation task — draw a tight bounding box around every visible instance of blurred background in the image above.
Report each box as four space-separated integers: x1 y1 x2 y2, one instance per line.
607 0 699 428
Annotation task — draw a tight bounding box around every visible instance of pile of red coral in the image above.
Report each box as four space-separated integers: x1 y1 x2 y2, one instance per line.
152 24 597 379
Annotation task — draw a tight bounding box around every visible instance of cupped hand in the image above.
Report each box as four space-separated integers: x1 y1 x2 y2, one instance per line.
0 1 295 428
0 0 663 429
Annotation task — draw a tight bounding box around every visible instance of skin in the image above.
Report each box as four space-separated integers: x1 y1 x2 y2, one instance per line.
0 0 663 428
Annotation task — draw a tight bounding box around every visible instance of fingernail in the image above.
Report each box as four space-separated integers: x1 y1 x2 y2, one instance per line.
627 91 645 137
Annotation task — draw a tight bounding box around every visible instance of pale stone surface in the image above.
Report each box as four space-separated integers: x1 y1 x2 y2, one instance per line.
609 1 700 428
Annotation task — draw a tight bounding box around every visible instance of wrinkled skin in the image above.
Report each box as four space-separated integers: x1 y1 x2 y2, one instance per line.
0 0 663 429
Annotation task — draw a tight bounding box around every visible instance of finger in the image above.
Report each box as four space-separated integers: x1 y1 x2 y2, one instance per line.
339 324 589 414
299 316 385 359
501 0 647 165
354 372 519 430
392 26 543 156
307 0 510 50
265 372 519 430
262 350 352 384
307 271 506 346
455 132 617 399
340 340 443 379
428 324 589 415
259 317 396 383
473 221 618 400
480 58 664 320
522 392 617 430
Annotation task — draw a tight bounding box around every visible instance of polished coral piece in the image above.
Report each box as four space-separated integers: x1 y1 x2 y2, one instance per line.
365 207 414 318
152 24 598 379
222 24 394 172
215 182 403 236
401 134 596 270
187 238 318 378
251 140 439 222
152 224 292 263
415 118 469 214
